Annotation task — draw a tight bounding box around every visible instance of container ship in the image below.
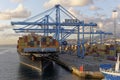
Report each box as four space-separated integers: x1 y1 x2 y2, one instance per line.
17 33 59 71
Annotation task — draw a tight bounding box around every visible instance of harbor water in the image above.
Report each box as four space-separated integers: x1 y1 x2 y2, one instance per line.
0 45 88 80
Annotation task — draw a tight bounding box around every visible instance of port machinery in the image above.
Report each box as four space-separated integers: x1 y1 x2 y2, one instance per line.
11 4 112 58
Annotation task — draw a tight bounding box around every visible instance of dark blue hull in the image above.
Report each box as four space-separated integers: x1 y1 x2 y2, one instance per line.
103 72 120 80
19 54 54 72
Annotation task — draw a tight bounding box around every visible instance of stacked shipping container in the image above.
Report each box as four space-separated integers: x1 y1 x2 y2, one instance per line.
17 34 59 53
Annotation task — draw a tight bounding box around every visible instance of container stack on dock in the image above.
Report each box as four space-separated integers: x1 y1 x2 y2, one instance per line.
85 44 120 55
57 41 120 62
97 44 107 55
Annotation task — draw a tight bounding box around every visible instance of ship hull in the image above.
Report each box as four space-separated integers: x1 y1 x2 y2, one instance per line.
18 53 54 72
101 71 120 80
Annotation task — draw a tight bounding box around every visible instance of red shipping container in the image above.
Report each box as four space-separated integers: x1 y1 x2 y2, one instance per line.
33 36 37 41
79 65 84 72
53 39 56 45
37 41 40 45
24 36 28 42
25 39 28 42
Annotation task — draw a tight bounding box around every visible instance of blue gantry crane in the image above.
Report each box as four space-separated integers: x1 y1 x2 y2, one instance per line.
11 4 112 58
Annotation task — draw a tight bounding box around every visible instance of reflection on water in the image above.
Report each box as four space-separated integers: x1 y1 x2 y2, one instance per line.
18 61 87 80
18 63 59 80
18 64 41 80
41 63 59 80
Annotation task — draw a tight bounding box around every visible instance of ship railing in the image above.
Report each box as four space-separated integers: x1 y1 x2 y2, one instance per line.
100 68 113 72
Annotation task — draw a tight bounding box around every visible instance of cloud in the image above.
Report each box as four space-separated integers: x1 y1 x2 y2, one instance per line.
97 22 103 29
61 6 91 20
0 24 14 31
93 18 120 35
89 5 102 11
80 14 120 35
11 0 24 3
94 0 105 2
4 33 21 37
115 5 120 20
59 6 118 35
0 28 4 31
44 0 93 8
101 21 120 35
0 26 20 40
0 4 31 20
117 4 120 9
68 7 80 17
0 14 11 20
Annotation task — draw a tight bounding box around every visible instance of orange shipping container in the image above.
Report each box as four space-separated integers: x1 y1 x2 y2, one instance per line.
37 41 40 45
34 36 37 41
53 39 56 45
24 36 28 42
55 40 59 46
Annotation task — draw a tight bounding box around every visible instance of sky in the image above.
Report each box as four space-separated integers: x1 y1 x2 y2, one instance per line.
0 0 120 45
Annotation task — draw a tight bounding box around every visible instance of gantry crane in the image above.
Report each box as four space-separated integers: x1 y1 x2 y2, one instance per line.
11 4 112 58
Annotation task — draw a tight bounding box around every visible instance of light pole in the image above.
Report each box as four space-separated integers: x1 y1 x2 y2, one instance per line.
112 10 118 56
